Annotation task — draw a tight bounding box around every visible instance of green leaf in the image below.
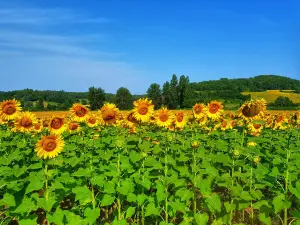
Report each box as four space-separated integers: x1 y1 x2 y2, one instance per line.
175 188 193 202
103 181 115 194
64 211 86 225
117 179 134 196
28 162 43 170
272 194 285 213
112 219 127 225
47 208 65 225
0 193 16 207
127 193 137 203
18 218 37 225
72 168 91 177
169 199 186 212
72 186 92 206
145 202 160 217
125 206 136 218
14 198 36 214
84 207 100 225
259 213 271 225
25 176 44 194
194 212 209 225
240 191 253 201
137 194 147 206
37 196 56 212
205 193 221 213
101 194 115 206
129 151 141 163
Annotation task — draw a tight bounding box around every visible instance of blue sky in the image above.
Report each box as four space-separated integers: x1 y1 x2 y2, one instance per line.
0 0 299 94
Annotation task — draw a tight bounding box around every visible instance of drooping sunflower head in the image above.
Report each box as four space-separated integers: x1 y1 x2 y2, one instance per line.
69 103 89 122
68 120 81 133
13 112 38 133
100 103 121 125
238 99 266 121
192 103 207 119
156 107 174 128
133 98 154 123
220 119 232 131
35 135 64 159
0 99 22 120
125 111 138 127
49 115 67 134
207 101 224 120
174 111 188 128
86 113 99 127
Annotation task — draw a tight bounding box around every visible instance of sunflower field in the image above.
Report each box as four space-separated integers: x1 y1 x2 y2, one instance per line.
0 99 300 225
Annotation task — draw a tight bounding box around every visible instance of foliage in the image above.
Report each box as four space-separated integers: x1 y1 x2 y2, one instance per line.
147 83 162 109
88 87 106 110
116 87 133 110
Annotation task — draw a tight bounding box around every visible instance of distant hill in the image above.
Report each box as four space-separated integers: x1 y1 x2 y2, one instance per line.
241 90 300 104
191 75 300 92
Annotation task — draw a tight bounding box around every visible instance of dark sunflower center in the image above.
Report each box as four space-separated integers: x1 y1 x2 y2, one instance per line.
209 104 220 114
102 109 116 122
194 106 202 114
3 104 16 115
159 114 168 122
75 107 88 117
276 116 283 123
222 121 227 128
138 104 148 115
253 124 262 129
43 139 57 152
69 123 79 130
242 104 260 118
176 113 184 122
20 117 32 128
88 118 96 124
51 118 64 129
127 113 137 123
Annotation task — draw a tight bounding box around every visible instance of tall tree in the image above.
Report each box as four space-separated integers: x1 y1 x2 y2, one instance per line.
147 83 162 109
178 75 190 108
170 74 179 109
88 87 106 110
116 87 132 110
162 81 172 108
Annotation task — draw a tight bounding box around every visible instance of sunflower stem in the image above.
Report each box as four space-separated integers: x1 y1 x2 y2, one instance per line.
44 159 50 225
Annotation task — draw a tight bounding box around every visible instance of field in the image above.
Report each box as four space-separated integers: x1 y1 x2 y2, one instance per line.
241 90 300 104
0 99 300 225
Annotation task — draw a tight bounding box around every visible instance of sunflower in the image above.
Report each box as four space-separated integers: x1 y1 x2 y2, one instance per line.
247 142 257 147
273 114 289 130
207 101 224 120
100 103 121 125
198 116 208 127
247 121 264 133
34 123 43 132
133 98 154 123
192 103 207 119
220 119 232 131
69 103 89 122
86 113 99 127
12 112 38 133
126 111 138 128
0 99 22 120
35 135 64 159
156 107 174 127
49 115 67 134
238 99 266 121
42 117 50 128
265 116 274 128
174 111 188 129
68 121 81 133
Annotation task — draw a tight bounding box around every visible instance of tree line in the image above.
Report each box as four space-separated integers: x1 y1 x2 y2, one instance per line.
0 75 299 111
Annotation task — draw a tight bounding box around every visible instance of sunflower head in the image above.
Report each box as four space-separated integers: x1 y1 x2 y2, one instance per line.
192 103 207 119
68 121 80 133
156 107 174 127
247 121 264 133
253 156 261 164
220 119 232 131
191 140 200 149
174 111 188 128
0 99 22 120
247 141 257 147
49 115 67 134
69 103 89 122
35 135 64 159
34 123 43 132
13 112 38 133
100 103 121 125
133 98 154 123
207 101 224 120
86 113 99 127
238 99 266 121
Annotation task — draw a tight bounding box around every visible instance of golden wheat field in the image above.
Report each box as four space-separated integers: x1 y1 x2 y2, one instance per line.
241 90 300 103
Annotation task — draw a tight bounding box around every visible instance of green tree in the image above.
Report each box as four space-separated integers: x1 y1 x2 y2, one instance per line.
88 87 106 110
36 99 44 111
81 99 88 105
147 83 162 109
274 96 294 107
116 87 133 110
178 75 190 108
170 74 179 109
162 81 172 108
